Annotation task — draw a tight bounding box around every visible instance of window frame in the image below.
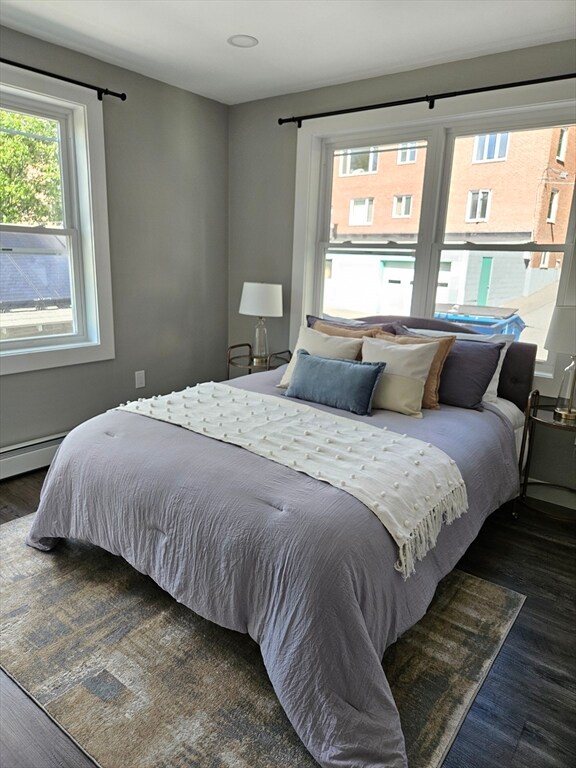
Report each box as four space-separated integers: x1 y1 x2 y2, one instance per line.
392 194 413 218
0 63 114 375
348 197 374 225
338 146 379 176
465 189 492 222
556 127 569 162
397 142 417 164
289 82 576 390
546 188 560 223
473 131 509 162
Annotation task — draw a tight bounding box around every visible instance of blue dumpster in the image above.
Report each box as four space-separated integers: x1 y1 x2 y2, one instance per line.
434 306 526 340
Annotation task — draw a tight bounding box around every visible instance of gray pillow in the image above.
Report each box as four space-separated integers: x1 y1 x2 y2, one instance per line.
438 340 505 409
306 314 398 334
286 350 386 415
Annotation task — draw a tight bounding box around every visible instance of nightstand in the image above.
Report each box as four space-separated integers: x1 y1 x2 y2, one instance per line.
227 343 291 379
518 390 576 516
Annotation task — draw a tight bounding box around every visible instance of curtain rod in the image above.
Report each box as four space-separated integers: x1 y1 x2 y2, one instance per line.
0 57 127 101
278 72 575 127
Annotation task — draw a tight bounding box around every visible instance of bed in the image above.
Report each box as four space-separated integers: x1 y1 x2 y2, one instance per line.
27 315 536 768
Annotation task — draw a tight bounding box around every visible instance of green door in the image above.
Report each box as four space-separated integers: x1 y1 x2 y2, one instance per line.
478 256 493 306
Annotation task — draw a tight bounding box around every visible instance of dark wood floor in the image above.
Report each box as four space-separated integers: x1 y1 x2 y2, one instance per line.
1 470 575 768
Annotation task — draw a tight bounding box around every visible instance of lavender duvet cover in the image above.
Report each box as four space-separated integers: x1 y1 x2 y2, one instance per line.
27 367 521 768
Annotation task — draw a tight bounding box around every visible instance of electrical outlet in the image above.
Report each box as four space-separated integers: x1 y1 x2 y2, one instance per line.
135 370 145 389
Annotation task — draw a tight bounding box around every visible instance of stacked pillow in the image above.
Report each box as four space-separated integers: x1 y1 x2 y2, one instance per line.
279 317 510 416
394 325 511 408
362 336 440 417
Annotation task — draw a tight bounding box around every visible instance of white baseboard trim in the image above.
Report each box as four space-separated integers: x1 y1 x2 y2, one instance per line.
0 433 68 480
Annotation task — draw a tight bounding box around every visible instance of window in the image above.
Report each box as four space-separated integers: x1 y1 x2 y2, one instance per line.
349 197 374 225
392 195 412 218
0 63 114 375
397 142 417 164
466 189 491 222
547 189 560 223
290 90 575 372
339 147 378 175
556 127 569 162
473 132 509 162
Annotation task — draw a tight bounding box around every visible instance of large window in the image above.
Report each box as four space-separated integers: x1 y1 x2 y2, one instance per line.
0 64 114 375
291 93 575 373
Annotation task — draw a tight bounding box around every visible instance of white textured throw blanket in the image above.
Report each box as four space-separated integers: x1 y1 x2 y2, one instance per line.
119 383 467 578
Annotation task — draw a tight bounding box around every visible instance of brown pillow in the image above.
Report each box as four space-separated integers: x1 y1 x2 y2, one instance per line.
374 331 456 408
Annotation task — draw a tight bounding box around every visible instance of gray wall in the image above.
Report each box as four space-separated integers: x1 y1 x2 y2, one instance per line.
0 27 229 448
1 30 574 457
227 40 576 353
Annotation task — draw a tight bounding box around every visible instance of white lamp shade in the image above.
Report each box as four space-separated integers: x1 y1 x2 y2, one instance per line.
544 305 576 354
239 282 283 317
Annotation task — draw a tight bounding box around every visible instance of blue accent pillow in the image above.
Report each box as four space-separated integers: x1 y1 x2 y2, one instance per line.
285 350 386 416
438 340 505 409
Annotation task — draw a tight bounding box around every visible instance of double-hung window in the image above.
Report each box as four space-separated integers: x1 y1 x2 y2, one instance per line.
397 142 417 164
393 194 413 218
290 84 575 375
547 189 560 223
466 189 491 222
473 132 509 162
339 146 378 175
349 197 374 226
0 64 114 375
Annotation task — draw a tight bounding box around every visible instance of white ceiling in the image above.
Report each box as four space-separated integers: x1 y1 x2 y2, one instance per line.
1 0 575 105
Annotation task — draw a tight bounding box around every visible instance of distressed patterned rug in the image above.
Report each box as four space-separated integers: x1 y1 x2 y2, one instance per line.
1 515 524 768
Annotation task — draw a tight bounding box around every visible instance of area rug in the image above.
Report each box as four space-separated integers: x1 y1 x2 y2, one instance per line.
0 515 524 768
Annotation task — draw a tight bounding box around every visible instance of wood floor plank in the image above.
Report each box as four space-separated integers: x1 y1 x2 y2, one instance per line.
1 474 574 768
0 670 97 768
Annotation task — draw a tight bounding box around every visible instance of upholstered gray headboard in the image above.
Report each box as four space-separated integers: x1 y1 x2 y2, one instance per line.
358 315 537 413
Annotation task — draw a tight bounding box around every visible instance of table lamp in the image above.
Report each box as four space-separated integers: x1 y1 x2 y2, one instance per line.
239 282 283 365
544 304 576 421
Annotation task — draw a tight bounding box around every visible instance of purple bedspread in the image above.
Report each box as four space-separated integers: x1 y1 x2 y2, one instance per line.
27 367 520 767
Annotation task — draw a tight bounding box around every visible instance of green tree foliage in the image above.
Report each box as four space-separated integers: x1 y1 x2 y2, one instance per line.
0 109 63 227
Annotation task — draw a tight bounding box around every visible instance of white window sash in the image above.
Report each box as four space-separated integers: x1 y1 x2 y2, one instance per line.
289 82 576 390
0 63 114 375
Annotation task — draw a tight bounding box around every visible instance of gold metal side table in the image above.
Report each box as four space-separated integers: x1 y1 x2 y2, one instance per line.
227 344 291 379
518 390 576 514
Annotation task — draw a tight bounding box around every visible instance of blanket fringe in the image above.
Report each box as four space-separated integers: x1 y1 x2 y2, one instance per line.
395 484 468 580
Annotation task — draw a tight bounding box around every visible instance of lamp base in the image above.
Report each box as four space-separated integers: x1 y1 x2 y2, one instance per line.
554 355 576 423
253 317 268 366
553 408 576 422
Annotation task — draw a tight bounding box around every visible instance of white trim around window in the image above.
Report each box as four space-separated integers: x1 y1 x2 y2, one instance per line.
473 131 509 162
547 189 560 223
465 189 491 222
0 63 114 375
289 79 576 393
349 197 374 225
392 194 413 218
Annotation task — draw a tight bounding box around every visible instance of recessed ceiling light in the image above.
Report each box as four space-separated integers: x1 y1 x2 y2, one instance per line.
227 34 259 48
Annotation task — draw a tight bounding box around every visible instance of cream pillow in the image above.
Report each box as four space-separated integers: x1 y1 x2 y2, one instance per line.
278 326 363 388
362 336 440 417
374 331 456 409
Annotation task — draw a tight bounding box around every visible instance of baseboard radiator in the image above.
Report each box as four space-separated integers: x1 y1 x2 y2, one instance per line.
0 433 68 480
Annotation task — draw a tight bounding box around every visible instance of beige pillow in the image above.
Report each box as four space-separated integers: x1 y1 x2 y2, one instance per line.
362 336 440 417
278 326 363 388
374 331 456 409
